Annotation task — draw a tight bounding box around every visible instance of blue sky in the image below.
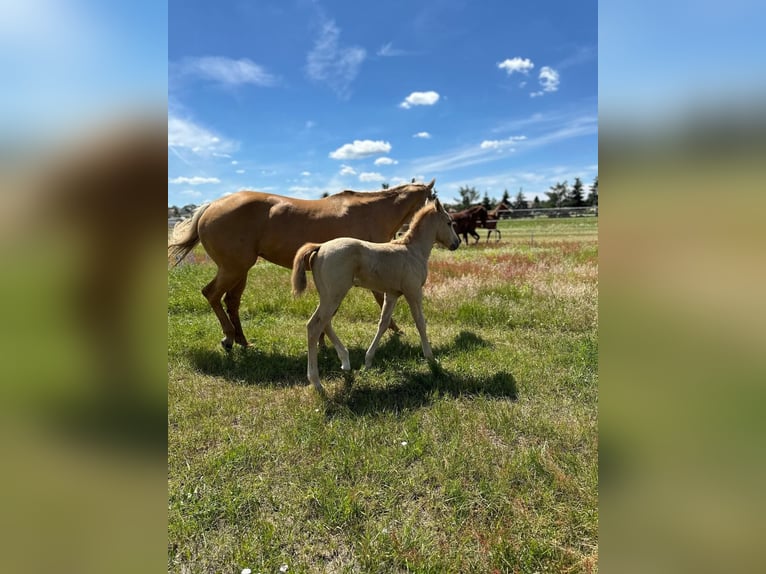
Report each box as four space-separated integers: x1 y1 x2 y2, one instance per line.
168 0 597 207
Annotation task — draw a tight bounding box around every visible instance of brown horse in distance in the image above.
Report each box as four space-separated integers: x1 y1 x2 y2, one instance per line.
481 201 511 242
450 205 488 245
168 180 436 350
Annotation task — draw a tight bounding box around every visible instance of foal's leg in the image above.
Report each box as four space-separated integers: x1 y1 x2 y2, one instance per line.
404 290 433 361
371 290 401 333
365 293 399 368
306 288 351 393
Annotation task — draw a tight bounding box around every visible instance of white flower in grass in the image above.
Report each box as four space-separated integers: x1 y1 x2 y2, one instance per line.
279 565 289 573
241 569 251 574
400 441 408 446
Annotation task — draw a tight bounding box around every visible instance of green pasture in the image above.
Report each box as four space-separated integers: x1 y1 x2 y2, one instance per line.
168 216 598 573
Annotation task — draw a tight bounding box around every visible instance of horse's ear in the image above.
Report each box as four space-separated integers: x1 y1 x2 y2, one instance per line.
427 178 435 190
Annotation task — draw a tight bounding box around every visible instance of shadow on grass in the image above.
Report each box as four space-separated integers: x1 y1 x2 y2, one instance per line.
185 330 513 411
327 360 518 418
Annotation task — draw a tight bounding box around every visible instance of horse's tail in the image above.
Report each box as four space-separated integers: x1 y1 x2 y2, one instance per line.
291 242 322 297
168 203 211 266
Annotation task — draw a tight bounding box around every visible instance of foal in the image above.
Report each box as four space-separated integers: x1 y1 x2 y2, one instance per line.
291 199 460 393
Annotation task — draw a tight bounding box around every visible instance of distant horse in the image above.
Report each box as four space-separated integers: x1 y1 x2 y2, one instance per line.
481 201 511 242
169 180 436 350
450 205 488 245
291 199 460 394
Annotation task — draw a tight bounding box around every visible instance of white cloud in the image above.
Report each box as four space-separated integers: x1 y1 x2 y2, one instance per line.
301 171 312 177
539 66 560 92
374 157 398 165
329 139 392 160
413 131 432 139
168 115 238 156
180 189 202 197
339 165 357 176
306 19 366 98
169 176 221 185
530 91 544 98
179 56 277 87
235 169 245 174
359 172 384 182
231 160 238 165
479 136 527 150
399 91 440 109
498 57 534 75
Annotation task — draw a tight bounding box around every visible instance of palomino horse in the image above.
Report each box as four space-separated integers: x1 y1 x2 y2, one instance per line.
291 199 460 394
450 205 488 245
481 201 511 242
168 180 436 350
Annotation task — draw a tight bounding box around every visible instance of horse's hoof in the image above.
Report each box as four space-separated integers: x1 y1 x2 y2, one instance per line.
221 338 234 352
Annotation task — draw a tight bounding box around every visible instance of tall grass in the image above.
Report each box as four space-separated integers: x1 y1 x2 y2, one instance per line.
168 216 598 573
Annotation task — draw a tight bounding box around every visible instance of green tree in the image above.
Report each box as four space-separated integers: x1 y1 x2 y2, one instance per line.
567 177 586 207
457 185 479 209
532 196 541 208
381 182 390 189
501 189 511 204
481 191 492 210
545 181 568 208
587 175 598 206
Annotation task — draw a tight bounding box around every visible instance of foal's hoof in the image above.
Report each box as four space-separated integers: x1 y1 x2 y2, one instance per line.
220 338 234 352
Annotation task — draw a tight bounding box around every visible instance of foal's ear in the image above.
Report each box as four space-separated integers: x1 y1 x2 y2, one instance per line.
427 178 435 189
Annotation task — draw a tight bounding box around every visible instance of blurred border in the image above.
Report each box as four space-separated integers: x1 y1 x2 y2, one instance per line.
600 1 766 572
0 2 167 573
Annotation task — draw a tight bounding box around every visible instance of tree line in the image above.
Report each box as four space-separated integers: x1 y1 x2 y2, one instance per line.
451 175 598 211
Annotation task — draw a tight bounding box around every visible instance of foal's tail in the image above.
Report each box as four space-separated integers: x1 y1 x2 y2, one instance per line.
291 242 322 297
168 203 211 266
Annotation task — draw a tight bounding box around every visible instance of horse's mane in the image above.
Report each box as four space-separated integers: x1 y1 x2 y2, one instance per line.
328 182 427 205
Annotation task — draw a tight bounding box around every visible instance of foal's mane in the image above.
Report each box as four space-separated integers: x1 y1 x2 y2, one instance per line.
392 201 438 245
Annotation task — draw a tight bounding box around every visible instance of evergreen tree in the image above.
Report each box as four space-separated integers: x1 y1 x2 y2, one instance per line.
532 196 541 208
587 175 598 206
481 191 492 210
501 189 511 204
568 177 585 207
512 190 527 210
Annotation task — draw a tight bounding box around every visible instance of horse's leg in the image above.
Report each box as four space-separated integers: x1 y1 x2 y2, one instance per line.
371 290 402 333
224 274 250 347
471 230 480 244
365 293 399 368
404 290 433 361
202 268 247 350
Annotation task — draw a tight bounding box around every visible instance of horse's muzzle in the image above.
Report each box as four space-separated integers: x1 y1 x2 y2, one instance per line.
449 239 460 250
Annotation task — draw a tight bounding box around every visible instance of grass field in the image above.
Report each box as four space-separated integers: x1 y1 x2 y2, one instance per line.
168 216 598 573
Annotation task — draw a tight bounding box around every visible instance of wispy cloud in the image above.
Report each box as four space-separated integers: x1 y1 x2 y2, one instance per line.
377 42 408 57
169 176 221 185
480 136 527 150
339 165 356 176
374 157 398 165
329 139 391 160
177 56 278 87
306 19 366 98
168 114 238 156
413 131 432 139
498 57 534 75
413 115 596 173
399 91 440 109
